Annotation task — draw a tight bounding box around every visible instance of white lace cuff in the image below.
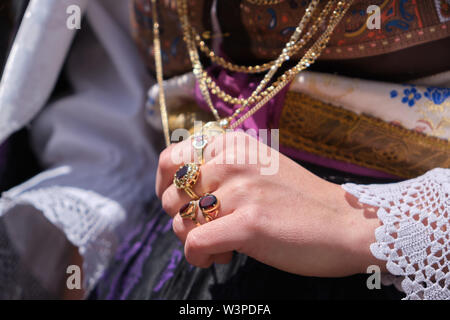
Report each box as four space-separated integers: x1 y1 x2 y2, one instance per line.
0 178 125 296
342 168 450 300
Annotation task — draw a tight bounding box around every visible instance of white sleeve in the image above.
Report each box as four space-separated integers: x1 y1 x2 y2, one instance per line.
342 168 450 300
0 0 158 298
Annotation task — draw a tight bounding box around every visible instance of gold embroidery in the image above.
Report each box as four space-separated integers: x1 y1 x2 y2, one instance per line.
416 99 450 138
279 92 450 178
305 72 357 101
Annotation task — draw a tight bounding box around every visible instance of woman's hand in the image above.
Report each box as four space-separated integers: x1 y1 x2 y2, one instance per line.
156 131 386 277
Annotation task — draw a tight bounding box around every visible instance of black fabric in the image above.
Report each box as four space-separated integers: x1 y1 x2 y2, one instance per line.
0 1 39 193
0 0 29 76
91 161 405 300
0 130 41 193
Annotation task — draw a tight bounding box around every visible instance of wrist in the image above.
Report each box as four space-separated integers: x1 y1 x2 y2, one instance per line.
337 187 388 274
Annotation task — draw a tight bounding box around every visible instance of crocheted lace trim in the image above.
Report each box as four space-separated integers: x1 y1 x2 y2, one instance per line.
343 168 450 300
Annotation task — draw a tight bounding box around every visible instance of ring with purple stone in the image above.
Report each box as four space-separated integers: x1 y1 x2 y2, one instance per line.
199 193 220 222
173 163 200 199
179 201 200 225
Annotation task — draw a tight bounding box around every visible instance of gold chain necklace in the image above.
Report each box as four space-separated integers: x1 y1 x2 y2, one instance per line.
245 0 285 5
151 0 352 145
177 0 352 129
188 0 336 108
230 1 352 129
192 0 334 75
178 0 319 127
150 0 170 146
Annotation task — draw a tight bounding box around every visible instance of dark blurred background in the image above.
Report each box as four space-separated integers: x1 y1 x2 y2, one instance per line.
0 0 40 193
0 0 29 74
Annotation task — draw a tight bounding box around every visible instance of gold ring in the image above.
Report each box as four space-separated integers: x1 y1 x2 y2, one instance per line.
191 133 208 164
179 200 199 224
173 163 200 199
199 193 220 222
184 186 199 199
190 121 226 164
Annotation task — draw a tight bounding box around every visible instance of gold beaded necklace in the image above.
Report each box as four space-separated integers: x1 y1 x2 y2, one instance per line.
178 0 323 125
178 0 352 129
245 0 285 5
151 0 352 146
192 0 334 75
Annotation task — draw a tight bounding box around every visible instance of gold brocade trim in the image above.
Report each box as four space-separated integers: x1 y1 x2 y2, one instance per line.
279 92 450 178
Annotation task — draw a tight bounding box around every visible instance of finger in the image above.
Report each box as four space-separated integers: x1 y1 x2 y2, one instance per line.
156 140 195 199
160 161 226 218
156 133 225 199
172 213 197 244
184 212 251 268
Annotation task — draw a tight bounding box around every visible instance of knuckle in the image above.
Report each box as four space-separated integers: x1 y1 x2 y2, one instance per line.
185 230 203 253
185 231 209 268
200 162 221 190
222 162 245 177
158 150 171 170
234 179 255 199
172 216 184 238
161 189 176 215
238 207 260 236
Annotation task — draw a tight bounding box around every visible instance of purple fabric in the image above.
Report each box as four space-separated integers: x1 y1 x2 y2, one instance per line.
153 249 183 293
98 209 183 300
194 67 398 179
194 66 290 133
102 216 160 300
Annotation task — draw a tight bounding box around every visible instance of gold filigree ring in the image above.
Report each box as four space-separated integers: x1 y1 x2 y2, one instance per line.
179 200 199 224
173 163 200 199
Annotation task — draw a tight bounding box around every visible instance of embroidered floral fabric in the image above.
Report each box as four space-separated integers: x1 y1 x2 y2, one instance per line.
343 168 450 300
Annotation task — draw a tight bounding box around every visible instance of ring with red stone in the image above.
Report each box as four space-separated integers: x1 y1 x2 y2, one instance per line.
199 193 220 222
173 163 200 199
179 201 199 225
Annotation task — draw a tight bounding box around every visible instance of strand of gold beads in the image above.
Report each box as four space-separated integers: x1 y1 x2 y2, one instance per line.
177 0 352 129
193 0 336 106
177 0 322 126
230 1 353 129
178 0 222 121
150 0 171 146
245 0 285 5
192 0 334 74
180 0 320 106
